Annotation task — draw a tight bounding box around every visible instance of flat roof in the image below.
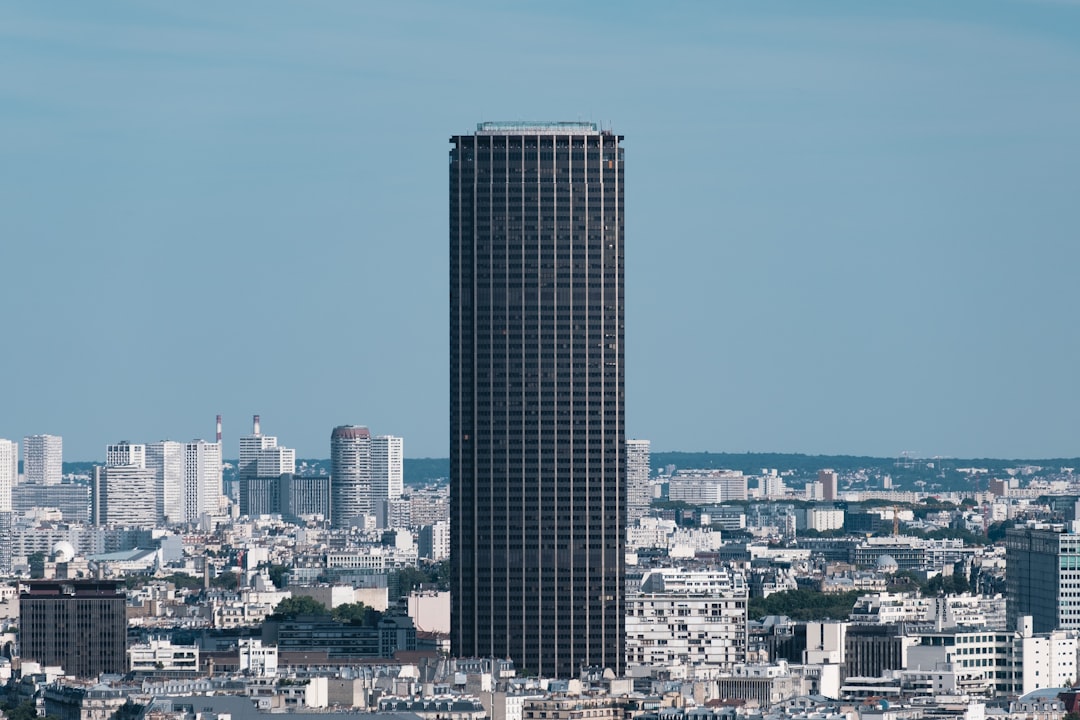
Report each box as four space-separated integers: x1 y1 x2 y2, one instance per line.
475 121 600 135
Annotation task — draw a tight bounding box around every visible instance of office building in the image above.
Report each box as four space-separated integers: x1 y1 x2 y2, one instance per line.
450 121 625 676
12 483 91 523
330 425 372 527
669 471 748 504
20 580 127 678
23 434 62 485
819 469 838 502
1006 521 1080 633
183 440 222 522
239 415 277 478
100 465 157 527
626 439 651 524
146 441 184 524
105 441 145 468
256 446 296 477
0 439 16 512
371 435 404 506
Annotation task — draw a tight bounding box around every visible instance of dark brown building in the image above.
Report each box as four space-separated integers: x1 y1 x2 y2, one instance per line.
20 580 127 678
450 122 626 677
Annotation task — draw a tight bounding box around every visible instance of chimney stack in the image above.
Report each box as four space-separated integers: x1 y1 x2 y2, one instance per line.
215 414 222 443
253 415 261 436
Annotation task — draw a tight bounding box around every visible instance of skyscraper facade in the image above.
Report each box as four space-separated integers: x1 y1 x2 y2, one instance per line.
146 441 184 524
1006 521 1080 633
372 435 404 504
449 121 625 677
183 440 222 522
20 580 127 678
105 441 146 468
0 439 16 512
100 465 157 527
330 425 372 528
23 434 62 485
626 439 651 524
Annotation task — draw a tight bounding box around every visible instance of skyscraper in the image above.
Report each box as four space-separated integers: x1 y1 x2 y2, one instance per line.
330 425 372 528
1006 521 1080 633
372 435 404 504
20 581 127 678
106 441 146 468
626 439 651 524
0 439 16 512
146 441 184 524
184 440 222 522
450 121 625 677
239 415 277 479
23 434 62 485
100 465 157 527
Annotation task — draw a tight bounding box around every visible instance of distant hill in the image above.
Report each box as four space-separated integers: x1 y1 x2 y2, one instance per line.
60 452 1080 492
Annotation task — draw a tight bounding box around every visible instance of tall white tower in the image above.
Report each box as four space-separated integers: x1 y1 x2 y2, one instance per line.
626 439 652 524
0 439 16 512
23 434 62 485
106 441 146 468
372 435 404 503
101 465 158 526
184 440 222 522
147 441 185 524
330 425 371 527
239 415 278 479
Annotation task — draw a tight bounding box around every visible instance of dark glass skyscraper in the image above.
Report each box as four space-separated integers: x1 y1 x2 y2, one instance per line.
450 122 625 677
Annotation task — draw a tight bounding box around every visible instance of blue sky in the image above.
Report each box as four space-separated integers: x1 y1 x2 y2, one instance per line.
3 1 1079 460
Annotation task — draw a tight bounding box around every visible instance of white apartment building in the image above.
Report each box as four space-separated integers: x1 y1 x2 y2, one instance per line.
669 471 748 504
23 434 62 484
626 567 749 670
626 439 651 523
101 465 158 526
128 640 199 673
1018 616 1078 695
372 435 404 503
184 440 222 522
238 638 278 677
147 441 184 524
256 446 296 477
0 439 16 512
239 415 277 478
797 506 845 532
105 441 145 468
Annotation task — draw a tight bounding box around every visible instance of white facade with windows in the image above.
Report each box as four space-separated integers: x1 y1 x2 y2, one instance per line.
669 471 747 504
626 439 651 523
626 567 748 670
0 439 16 512
102 465 158 526
106 441 145 468
256 446 296 477
23 434 62 485
371 435 404 504
184 440 222 522
147 441 184 524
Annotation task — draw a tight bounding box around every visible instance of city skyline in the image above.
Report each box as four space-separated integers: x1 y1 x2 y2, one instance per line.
5 2 1080 461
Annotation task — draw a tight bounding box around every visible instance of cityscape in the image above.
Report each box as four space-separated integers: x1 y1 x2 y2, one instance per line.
6 4 1080 720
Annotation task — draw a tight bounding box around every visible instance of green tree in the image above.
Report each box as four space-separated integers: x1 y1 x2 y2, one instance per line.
210 571 239 590
269 596 328 620
748 589 860 622
332 602 382 626
266 564 289 589
3 701 38 720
